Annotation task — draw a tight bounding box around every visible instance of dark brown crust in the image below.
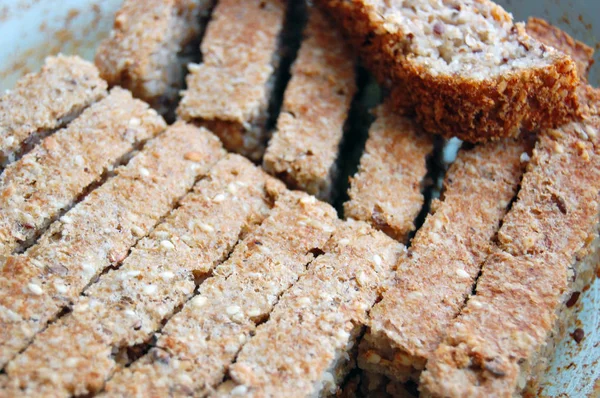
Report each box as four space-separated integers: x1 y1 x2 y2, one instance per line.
315 0 581 143
526 17 594 81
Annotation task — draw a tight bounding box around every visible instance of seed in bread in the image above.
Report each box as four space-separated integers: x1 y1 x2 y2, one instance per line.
220 220 404 397
526 17 594 81
102 190 337 397
95 0 214 117
177 0 289 161
420 87 600 397
0 55 107 168
316 0 580 143
0 122 224 369
344 99 434 243
2 154 281 397
359 137 528 383
263 6 356 200
0 87 165 262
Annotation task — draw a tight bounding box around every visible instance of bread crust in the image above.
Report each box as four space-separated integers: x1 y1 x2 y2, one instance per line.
344 100 433 243
316 0 580 142
263 7 357 200
0 122 223 370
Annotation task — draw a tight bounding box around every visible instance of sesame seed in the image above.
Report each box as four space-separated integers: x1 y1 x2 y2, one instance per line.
192 296 207 307
585 124 597 139
373 254 382 266
199 223 214 233
129 117 141 126
520 152 531 163
238 334 246 344
226 305 241 315
183 151 203 162
160 240 175 250
300 195 316 205
338 238 350 245
54 281 68 294
366 352 382 364
131 225 145 237
143 284 157 295
127 270 141 277
155 231 170 239
231 385 248 395
213 193 226 202
470 299 483 308
188 63 201 72
60 215 73 224
139 167 150 177
433 218 443 230
160 271 175 279
65 358 78 367
554 142 564 153
247 308 261 317
74 303 89 312
456 268 470 279
227 183 238 194
297 297 311 306
336 329 350 340
322 224 335 233
5 136 15 146
27 283 43 295
124 309 137 317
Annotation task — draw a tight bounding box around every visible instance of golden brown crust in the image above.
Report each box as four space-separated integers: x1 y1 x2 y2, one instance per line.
2 154 278 397
177 0 288 161
344 100 433 243
102 191 336 397
0 55 107 167
316 0 581 143
0 88 165 262
526 17 594 81
95 0 211 116
420 88 600 397
358 137 528 383
222 220 404 397
263 7 357 200
0 122 223 370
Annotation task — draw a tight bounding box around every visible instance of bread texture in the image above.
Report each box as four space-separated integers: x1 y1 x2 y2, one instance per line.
102 190 336 397
95 0 214 117
420 86 600 397
344 100 433 243
358 137 528 384
0 122 223 370
0 88 165 262
177 0 289 161
220 220 404 397
0 55 107 168
263 6 356 200
315 0 581 142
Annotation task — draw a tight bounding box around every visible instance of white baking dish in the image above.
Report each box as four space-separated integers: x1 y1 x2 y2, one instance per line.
0 1 597 396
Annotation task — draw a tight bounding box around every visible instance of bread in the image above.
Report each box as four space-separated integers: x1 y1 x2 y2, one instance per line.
220 220 404 397
358 137 528 384
315 0 580 142
177 0 290 161
2 153 283 396
0 87 165 262
95 0 214 118
0 55 107 168
0 122 223 370
263 6 356 200
344 99 434 243
420 87 600 397
526 17 594 81
102 190 336 397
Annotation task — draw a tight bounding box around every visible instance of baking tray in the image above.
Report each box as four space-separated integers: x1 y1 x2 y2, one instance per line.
0 1 597 396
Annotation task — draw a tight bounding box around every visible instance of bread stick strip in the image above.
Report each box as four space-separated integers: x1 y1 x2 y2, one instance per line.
2 155 280 397
0 122 224 369
526 17 594 81
263 6 356 200
219 220 405 397
344 100 434 243
0 55 107 167
95 0 215 116
177 0 290 161
421 87 600 397
358 138 528 383
0 87 165 260
102 191 337 397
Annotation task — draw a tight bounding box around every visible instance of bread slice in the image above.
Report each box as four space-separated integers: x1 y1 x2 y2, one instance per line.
315 0 580 142
220 220 404 397
358 137 528 383
263 6 356 200
0 122 224 369
420 86 600 397
526 17 594 81
0 87 165 262
344 99 434 243
102 190 336 397
2 154 280 396
177 0 291 161
95 0 214 118
0 55 107 168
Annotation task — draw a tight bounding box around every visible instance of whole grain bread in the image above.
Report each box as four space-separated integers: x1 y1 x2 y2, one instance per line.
316 0 580 142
